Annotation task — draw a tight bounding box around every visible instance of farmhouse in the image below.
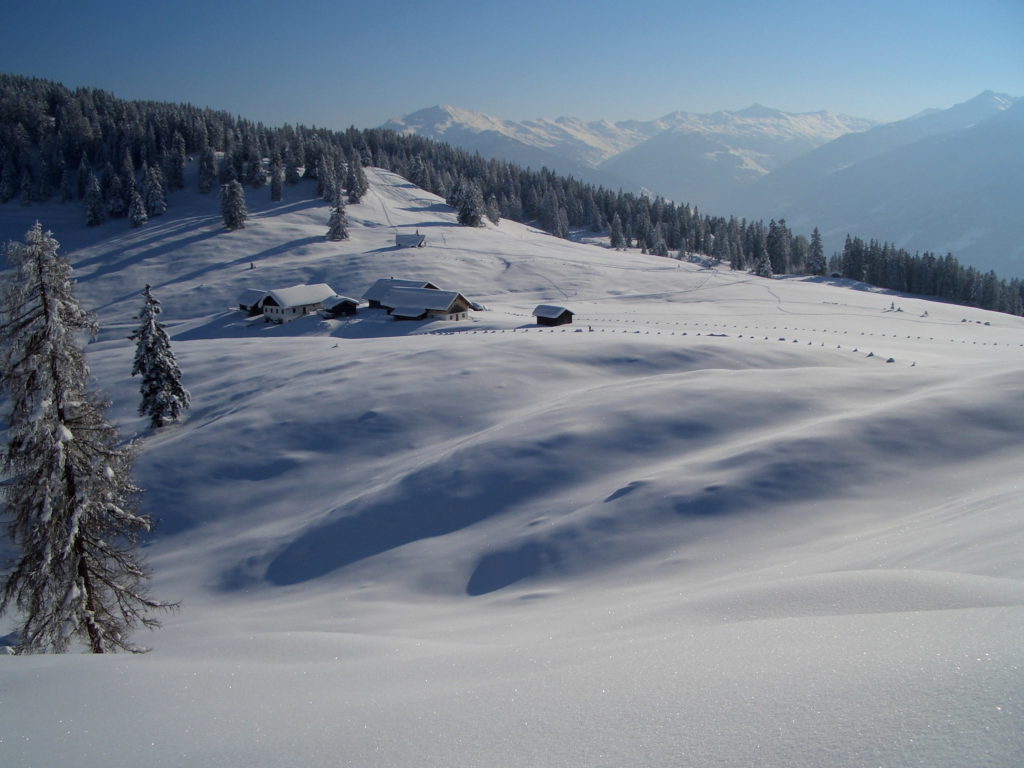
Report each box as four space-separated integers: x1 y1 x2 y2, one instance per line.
395 231 426 248
237 288 269 315
261 283 337 323
363 277 440 308
384 287 473 321
533 304 574 326
321 295 360 317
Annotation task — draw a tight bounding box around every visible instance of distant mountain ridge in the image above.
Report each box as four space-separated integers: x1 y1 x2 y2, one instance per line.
738 90 1022 276
384 92 1023 277
383 104 876 204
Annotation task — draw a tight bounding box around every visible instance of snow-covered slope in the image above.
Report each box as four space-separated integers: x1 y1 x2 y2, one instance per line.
1 170 1023 768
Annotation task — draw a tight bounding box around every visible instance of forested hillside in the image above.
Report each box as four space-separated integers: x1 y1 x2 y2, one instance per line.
2 73 1021 315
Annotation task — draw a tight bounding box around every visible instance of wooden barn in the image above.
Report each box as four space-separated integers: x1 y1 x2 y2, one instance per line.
363 277 440 309
321 295 360 317
395 231 427 248
533 304 574 326
261 283 337 323
237 288 269 316
384 287 473 321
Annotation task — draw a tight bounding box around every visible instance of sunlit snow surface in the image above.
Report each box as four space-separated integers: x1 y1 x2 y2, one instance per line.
1 169 1022 767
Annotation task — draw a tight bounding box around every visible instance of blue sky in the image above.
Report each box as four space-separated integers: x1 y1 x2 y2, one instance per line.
2 0 1021 128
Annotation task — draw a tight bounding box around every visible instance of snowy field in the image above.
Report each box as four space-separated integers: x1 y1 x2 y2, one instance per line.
1 169 1023 767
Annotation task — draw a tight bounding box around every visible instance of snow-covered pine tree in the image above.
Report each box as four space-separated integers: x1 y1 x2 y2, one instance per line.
130 285 190 428
76 153 90 200
84 171 106 227
609 213 625 250
164 132 187 192
486 194 501 225
106 174 127 218
455 178 485 227
269 159 283 202
220 180 247 230
198 148 217 194
0 223 174 654
807 227 827 276
326 192 349 241
142 164 167 217
346 157 368 204
753 250 774 278
128 187 148 227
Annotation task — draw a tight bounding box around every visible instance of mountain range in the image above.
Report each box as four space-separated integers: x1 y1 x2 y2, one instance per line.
383 103 876 206
384 92 1022 277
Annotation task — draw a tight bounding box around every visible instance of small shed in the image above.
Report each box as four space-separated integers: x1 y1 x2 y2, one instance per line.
262 283 337 323
395 231 426 248
237 288 269 316
363 277 440 309
533 304 574 326
321 295 360 317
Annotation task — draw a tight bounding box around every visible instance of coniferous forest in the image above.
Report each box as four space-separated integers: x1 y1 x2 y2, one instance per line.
1 73 1021 316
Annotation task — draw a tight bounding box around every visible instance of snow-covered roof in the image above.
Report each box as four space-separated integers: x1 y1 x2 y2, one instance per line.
382 287 468 312
322 295 360 310
237 288 269 306
363 278 438 302
390 307 428 319
395 233 426 245
266 284 337 308
532 304 573 319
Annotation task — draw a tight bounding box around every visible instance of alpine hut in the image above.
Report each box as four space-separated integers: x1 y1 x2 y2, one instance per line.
395 230 427 248
321 295 360 317
261 283 337 323
237 288 270 316
383 287 473 321
363 277 440 309
532 304 574 326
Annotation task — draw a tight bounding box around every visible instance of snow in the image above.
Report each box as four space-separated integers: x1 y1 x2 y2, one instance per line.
1 167 1023 768
265 283 337 309
532 304 572 318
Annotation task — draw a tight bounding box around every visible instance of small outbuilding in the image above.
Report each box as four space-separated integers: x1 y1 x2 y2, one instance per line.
363 277 440 309
533 305 574 326
395 231 427 248
321 295 360 317
262 283 338 323
237 288 270 316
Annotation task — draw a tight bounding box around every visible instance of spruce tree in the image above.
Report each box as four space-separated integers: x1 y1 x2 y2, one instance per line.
269 159 283 202
130 286 190 428
198 148 217 194
0 223 173 653
106 175 127 218
454 178 485 227
808 227 827 276
76 153 90 200
220 180 247 230
84 172 106 227
128 187 148 227
346 158 368 204
326 193 349 241
486 194 501 225
610 212 625 249
142 164 167 218
164 133 187 192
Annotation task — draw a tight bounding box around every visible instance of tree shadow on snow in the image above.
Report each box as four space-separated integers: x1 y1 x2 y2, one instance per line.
253 442 581 589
